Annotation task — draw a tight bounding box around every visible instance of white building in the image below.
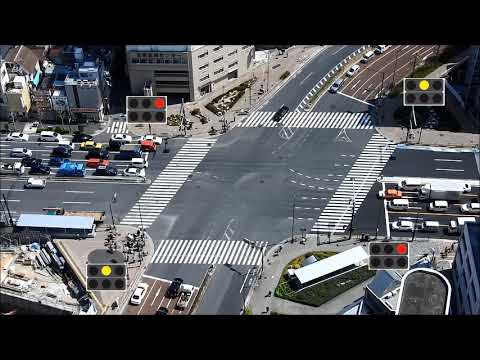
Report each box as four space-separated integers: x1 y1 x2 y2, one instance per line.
452 222 480 314
126 45 255 102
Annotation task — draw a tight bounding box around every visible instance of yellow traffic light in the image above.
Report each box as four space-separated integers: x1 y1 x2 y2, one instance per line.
419 80 430 91
101 265 112 276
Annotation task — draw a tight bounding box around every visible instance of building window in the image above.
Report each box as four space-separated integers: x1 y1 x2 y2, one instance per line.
228 61 238 68
148 53 152 57
199 63 209 71
153 53 158 57
148 59 154 63
213 46 223 52
140 59 147 63
198 52 208 59
228 50 238 56
214 68 224 75
141 53 147 57
213 56 223 63
200 75 210 82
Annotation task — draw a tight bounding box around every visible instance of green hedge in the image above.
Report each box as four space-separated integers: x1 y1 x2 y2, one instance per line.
279 71 290 80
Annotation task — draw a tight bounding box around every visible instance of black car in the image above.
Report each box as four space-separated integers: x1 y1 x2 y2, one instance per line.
21 157 42 167
29 163 51 175
108 139 122 151
72 133 93 143
155 307 169 315
94 165 118 176
166 277 183 298
272 105 289 122
52 146 72 158
86 147 109 160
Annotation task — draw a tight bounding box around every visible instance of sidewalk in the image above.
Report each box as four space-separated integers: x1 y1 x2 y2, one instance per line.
127 46 324 139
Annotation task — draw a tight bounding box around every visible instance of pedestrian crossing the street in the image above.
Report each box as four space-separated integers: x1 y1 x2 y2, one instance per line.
120 138 217 228
107 120 128 134
237 111 374 129
310 133 396 234
150 239 267 266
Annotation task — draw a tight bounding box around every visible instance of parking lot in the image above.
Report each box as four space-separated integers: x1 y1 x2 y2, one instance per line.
123 275 198 315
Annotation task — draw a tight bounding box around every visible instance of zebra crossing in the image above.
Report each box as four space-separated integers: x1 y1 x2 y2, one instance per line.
150 239 267 266
107 120 128 134
310 133 396 234
120 138 217 227
237 111 374 129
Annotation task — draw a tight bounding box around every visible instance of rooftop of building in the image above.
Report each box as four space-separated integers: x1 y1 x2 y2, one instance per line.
4 46 39 74
126 45 200 53
464 222 480 280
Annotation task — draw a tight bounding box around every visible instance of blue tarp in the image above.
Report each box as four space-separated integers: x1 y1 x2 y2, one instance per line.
32 71 41 86
16 214 94 230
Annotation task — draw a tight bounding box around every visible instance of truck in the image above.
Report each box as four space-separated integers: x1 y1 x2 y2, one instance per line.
418 182 467 201
175 284 195 311
117 144 143 160
0 162 25 176
42 207 106 224
447 217 477 235
56 162 86 177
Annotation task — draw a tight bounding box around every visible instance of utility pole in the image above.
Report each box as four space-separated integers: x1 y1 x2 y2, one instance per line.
379 71 385 99
316 230 320 246
291 197 295 243
266 50 270 93
249 84 252 108
109 202 115 230
411 54 418 77
348 177 356 240
2 194 14 226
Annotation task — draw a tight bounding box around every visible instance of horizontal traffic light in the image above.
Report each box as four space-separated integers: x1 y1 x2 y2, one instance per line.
87 263 127 291
403 78 445 106
127 96 167 123
368 242 409 270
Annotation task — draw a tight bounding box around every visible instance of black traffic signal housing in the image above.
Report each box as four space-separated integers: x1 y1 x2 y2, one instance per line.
369 242 409 270
403 78 445 106
87 263 127 291
126 96 167 123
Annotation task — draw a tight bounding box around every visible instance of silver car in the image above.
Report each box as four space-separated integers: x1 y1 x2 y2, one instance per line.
10 148 33 158
24 177 46 189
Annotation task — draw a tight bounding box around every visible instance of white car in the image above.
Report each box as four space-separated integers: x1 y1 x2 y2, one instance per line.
111 133 132 144
123 166 146 179
237 108 249 115
460 203 480 214
6 132 29 142
463 184 471 193
329 78 344 93
130 282 149 305
138 134 162 145
10 148 33 158
24 177 46 189
391 220 414 231
346 64 360 77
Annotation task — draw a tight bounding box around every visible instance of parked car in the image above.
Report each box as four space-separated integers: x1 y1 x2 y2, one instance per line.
346 64 360 77
6 132 29 142
94 165 118 176
24 177 46 189
29 163 51 175
460 203 480 214
72 133 93 143
10 148 32 158
391 220 414 231
329 78 345 93
111 133 132 144
122 166 146 179
272 105 289 122
130 283 149 305
52 146 72 158
85 147 109 160
80 141 102 151
166 278 183 298
138 134 162 145
49 157 69 167
22 157 42 167
155 307 169 315
377 189 402 199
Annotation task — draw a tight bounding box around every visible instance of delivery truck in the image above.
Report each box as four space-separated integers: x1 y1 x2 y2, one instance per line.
447 217 477 235
43 207 106 223
418 183 467 201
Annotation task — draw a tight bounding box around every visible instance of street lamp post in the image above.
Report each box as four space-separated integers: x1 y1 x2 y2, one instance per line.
348 177 356 240
291 197 295 243
242 238 265 279
266 50 270 93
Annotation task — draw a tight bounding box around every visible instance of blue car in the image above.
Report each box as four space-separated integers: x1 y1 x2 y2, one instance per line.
49 157 69 167
57 162 86 177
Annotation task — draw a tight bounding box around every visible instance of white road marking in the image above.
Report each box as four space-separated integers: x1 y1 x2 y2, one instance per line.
383 182 390 239
299 72 314 85
62 201 91 204
151 286 162 306
0 189 25 192
435 168 464 172
434 159 462 162
65 190 95 194
331 45 347 55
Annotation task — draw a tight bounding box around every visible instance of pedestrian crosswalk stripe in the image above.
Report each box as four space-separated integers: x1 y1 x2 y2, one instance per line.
310 133 396 234
237 111 374 129
107 120 129 134
120 138 216 228
149 239 268 265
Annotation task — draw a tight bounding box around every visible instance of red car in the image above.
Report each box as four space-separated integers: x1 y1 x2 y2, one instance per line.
140 140 156 152
86 158 110 168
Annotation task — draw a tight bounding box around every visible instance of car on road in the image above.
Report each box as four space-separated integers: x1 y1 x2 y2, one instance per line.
237 108 249 115
346 64 360 77
460 202 480 214
428 200 449 212
39 131 62 142
122 166 146 179
139 140 156 152
361 50 375 63
387 198 409 211
463 183 472 193
10 148 33 158
22 157 42 167
72 133 93 143
329 78 344 93
6 132 29 142
138 134 162 145
85 147 109 160
166 277 183 298
391 220 414 232
24 177 46 189
108 139 122 151
80 141 102 151
49 157 69 167
374 45 391 54
29 163 51 175
52 146 72 158
94 165 118 176
272 106 289 122
378 189 402 199
86 158 110 168
155 307 169 315
111 133 132 144
130 282 149 305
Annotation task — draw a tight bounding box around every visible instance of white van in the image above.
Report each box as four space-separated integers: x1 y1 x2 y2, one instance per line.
374 45 391 54
58 140 74 151
447 217 476 234
419 221 440 233
398 179 425 191
361 50 375 63
388 198 409 211
428 200 448 212
40 131 62 142
131 157 149 169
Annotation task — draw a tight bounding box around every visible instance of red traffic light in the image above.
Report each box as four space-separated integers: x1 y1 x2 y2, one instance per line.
154 98 166 109
396 243 408 255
